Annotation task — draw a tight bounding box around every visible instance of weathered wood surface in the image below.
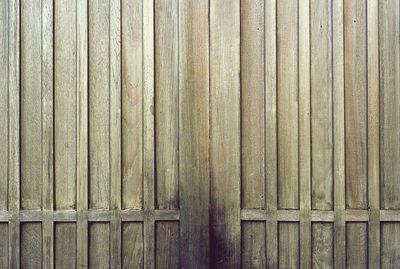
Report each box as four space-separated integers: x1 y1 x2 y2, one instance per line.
0 0 398 268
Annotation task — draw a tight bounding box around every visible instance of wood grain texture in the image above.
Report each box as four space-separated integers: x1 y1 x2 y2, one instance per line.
346 223 368 269
241 0 265 210
155 0 179 210
242 222 265 268
210 0 241 267
156 222 180 269
0 223 8 269
21 223 42 269
55 223 76 269
380 0 400 210
277 0 299 210
122 222 143 269
312 223 334 269
381 223 400 267
344 0 368 209
89 223 110 269
278 222 299 269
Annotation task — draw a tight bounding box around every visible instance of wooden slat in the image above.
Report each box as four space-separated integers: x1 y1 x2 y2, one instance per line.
89 0 110 210
381 223 400 267
241 0 265 210
277 0 299 210
279 222 300 268
121 0 142 210
122 222 144 268
89 223 110 268
242 222 266 268
346 223 368 269
0 224 8 268
210 0 241 267
21 223 42 269
156 222 180 269
333 0 346 267
312 223 334 268
178 0 210 268
344 0 368 210
265 0 278 267
55 223 77 269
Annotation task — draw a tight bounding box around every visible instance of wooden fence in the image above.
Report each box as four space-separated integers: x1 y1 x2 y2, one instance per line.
0 0 399 268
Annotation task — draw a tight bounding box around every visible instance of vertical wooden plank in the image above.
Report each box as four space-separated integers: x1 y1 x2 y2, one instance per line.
265 0 278 267
55 0 77 210
0 0 8 211
310 0 333 210
76 0 89 267
333 0 346 267
241 0 265 210
242 222 266 268
89 0 110 210
122 222 143 269
0 224 8 269
210 0 241 267
344 0 368 209
143 0 155 267
380 0 400 210
346 223 368 269
155 0 179 210
89 223 110 269
381 223 400 267
312 223 334 269
178 0 210 268
55 223 77 269
277 0 299 210
20 223 42 269
368 0 381 268
121 0 142 210
156 222 180 269
20 0 42 210
278 222 300 269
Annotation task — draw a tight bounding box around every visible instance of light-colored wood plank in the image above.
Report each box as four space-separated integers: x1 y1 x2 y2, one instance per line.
242 222 266 268
344 0 368 209
122 0 142 210
55 0 77 210
156 222 180 269
21 223 42 269
55 223 77 269
381 223 400 267
0 0 8 211
20 0 42 210
312 223 334 269
178 0 210 268
380 0 400 210
241 0 265 210
122 222 143 269
346 223 368 269
277 0 299 210
210 0 241 267
279 222 299 269
310 0 333 210
0 223 8 269
155 0 179 210
89 223 110 269
89 0 110 210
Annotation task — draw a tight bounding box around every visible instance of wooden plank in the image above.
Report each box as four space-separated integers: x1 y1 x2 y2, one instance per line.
312 223 334 269
155 0 179 210
241 0 265 210
20 0 42 210
278 222 299 269
55 223 77 269
89 223 110 269
381 223 400 267
156 222 180 269
89 0 110 210
143 0 155 267
0 223 8 269
122 222 144 269
310 0 333 210
368 0 381 268
21 223 42 269
242 222 266 268
344 0 368 209
380 0 400 210
265 0 278 267
346 223 368 269
277 0 299 210
76 0 89 267
178 0 210 268
333 0 346 267
210 0 241 267
121 0 142 210
0 0 8 211
55 0 77 210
